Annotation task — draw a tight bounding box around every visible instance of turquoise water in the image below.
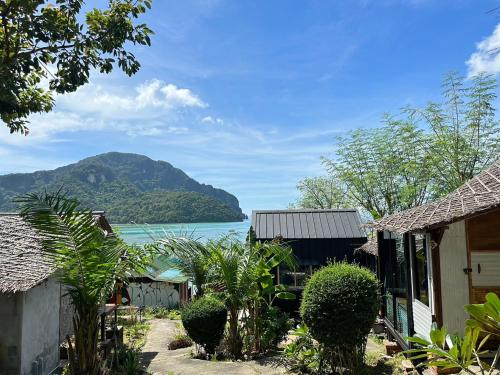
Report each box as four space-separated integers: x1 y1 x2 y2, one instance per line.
113 220 251 245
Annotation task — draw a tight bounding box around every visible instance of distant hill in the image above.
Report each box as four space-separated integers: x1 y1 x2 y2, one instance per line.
0 152 246 223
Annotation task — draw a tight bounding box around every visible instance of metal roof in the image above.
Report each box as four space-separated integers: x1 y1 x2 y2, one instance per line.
251 209 365 239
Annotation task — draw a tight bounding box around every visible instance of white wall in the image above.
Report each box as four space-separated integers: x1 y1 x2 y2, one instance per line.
439 221 470 335
0 293 23 374
128 282 180 308
21 277 61 375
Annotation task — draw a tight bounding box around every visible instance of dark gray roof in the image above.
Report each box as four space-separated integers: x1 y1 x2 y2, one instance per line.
252 209 365 239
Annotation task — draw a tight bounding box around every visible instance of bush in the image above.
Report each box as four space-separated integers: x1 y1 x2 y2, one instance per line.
181 296 227 355
260 306 293 351
168 334 193 350
300 262 379 372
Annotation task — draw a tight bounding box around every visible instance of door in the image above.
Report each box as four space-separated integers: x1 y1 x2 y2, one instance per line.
466 210 500 304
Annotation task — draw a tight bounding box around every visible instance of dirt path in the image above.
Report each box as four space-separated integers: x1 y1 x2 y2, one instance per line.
141 319 288 375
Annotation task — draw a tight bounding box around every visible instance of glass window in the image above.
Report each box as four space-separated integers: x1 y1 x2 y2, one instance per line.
413 235 429 306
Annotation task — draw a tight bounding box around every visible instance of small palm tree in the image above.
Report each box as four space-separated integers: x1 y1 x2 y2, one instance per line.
155 236 210 297
17 191 150 375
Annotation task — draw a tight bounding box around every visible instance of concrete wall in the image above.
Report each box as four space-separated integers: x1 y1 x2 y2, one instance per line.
20 277 60 375
439 221 470 335
0 293 23 374
128 282 180 308
59 286 74 343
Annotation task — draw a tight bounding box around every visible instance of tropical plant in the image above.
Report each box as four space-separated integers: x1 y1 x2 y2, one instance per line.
0 0 153 134
465 292 500 338
290 176 351 210
406 293 500 375
207 237 296 358
300 262 379 374
406 324 496 375
283 323 323 374
17 191 151 375
156 236 211 297
181 295 227 355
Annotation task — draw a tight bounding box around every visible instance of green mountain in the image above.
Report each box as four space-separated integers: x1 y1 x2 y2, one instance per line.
0 152 246 223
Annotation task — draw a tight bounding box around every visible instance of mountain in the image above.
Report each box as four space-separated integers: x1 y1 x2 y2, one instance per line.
0 152 246 223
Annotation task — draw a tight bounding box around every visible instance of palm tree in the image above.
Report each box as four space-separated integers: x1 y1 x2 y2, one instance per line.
207 237 296 358
155 236 210 297
17 191 150 375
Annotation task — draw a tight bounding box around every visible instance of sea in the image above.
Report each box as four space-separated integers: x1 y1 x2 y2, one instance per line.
113 220 251 246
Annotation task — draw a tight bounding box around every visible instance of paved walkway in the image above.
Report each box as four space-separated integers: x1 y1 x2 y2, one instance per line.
141 319 288 375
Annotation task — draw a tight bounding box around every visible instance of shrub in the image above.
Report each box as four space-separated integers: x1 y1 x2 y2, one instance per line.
168 334 193 350
260 306 293 351
300 262 379 372
181 296 227 355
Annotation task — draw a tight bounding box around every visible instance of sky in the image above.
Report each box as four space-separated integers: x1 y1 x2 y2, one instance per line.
2 0 500 215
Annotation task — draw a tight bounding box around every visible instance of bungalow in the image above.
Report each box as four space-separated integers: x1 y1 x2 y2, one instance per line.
368 160 500 349
251 209 370 288
0 212 113 375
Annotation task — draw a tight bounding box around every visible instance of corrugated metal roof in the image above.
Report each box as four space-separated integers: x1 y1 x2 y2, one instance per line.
251 209 365 239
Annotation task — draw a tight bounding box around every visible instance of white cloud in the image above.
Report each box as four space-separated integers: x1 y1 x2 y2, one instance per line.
201 116 224 124
59 79 207 118
467 23 500 77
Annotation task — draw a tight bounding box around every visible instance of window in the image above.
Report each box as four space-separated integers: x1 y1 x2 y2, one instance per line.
413 234 429 306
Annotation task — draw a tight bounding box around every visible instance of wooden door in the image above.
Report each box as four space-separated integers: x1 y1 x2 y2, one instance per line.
466 209 500 304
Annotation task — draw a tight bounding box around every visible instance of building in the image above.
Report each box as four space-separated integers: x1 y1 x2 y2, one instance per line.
0 212 112 375
251 209 369 289
126 256 189 307
368 160 500 349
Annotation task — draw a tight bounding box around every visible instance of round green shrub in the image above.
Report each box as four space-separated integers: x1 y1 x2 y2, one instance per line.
300 262 379 349
181 296 227 354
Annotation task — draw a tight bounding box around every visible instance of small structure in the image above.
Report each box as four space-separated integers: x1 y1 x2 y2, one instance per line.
0 212 113 375
251 209 368 288
368 160 500 349
127 257 189 308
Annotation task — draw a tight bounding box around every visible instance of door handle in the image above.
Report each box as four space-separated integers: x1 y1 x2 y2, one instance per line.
478 263 481 274
463 268 472 274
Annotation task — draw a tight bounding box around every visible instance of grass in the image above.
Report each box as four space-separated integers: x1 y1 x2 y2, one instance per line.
143 306 181 320
117 313 151 350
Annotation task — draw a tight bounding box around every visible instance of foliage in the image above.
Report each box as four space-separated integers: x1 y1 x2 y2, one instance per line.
181 295 227 355
406 324 495 375
259 306 293 352
168 333 193 350
300 262 379 373
17 191 152 375
323 118 434 219
144 306 170 319
290 176 352 210
283 324 323 374
465 292 500 338
406 293 500 375
318 73 499 219
206 237 296 358
112 346 147 375
156 237 211 297
167 309 182 320
0 152 245 223
0 0 152 134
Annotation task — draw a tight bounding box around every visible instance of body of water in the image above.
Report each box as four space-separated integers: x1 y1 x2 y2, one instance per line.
113 220 251 245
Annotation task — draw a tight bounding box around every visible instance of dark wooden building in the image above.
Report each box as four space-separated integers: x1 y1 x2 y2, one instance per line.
251 209 369 289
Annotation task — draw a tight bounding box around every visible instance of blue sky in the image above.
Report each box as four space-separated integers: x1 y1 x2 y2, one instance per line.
1 0 500 215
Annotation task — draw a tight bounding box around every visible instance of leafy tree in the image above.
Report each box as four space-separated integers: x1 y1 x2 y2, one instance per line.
321 73 499 219
405 72 499 196
290 176 351 210
323 118 434 219
0 0 153 134
17 191 151 375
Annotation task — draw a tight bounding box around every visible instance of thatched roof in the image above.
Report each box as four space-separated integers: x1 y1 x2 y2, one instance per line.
355 238 378 256
0 214 54 293
0 212 112 293
368 160 500 234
